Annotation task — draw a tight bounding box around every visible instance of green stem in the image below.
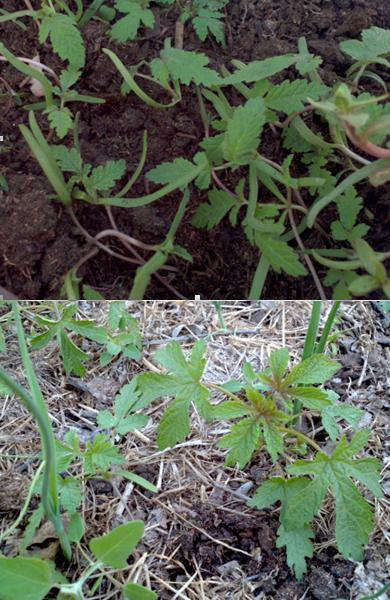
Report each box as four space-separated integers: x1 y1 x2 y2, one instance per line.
0 305 71 559
278 426 322 453
316 301 341 354
0 10 37 23
302 301 322 360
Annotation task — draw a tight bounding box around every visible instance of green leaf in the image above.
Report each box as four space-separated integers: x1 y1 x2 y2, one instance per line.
59 476 82 513
193 9 225 44
322 403 364 441
288 387 332 410
277 522 314 580
256 235 307 277
248 477 315 579
117 470 158 493
157 46 221 86
116 414 149 435
52 145 82 173
285 354 341 386
192 188 237 230
147 158 195 185
111 0 155 42
123 582 157 600
265 79 327 114
84 433 124 475
211 400 251 420
89 520 144 568
89 160 126 191
339 27 390 62
219 417 260 468
222 98 265 165
67 512 85 543
58 330 90 376
269 348 290 382
0 556 54 600
287 432 382 560
45 107 73 139
223 55 297 85
262 421 283 462
39 13 85 68
157 397 191 449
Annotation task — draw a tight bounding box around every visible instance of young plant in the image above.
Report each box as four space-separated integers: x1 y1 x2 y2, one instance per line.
137 305 382 579
0 521 156 600
177 0 229 45
19 114 192 299
110 0 176 42
30 302 108 376
100 32 390 299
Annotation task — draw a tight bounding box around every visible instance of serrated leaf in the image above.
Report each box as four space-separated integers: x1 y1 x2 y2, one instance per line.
193 9 225 44
288 387 332 410
59 476 82 513
46 107 73 139
90 521 144 568
222 97 265 165
116 414 149 435
269 348 290 382
262 421 283 462
89 160 126 191
256 235 307 277
211 400 252 420
192 188 237 230
39 13 85 68
84 433 124 475
340 27 390 62
223 55 297 85
286 432 382 560
158 46 221 86
335 187 363 230
285 354 341 386
248 477 314 579
0 556 54 600
265 79 327 114
59 330 89 376
157 396 191 449
147 157 194 185
111 1 155 42
322 403 364 441
219 417 260 468
52 145 82 173
277 522 314 580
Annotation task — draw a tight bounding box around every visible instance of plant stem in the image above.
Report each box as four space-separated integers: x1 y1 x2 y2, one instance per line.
278 426 322 453
316 301 341 353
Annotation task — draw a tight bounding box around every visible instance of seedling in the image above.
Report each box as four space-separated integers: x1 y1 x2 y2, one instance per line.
0 42 104 138
137 302 382 578
0 521 156 600
177 0 229 45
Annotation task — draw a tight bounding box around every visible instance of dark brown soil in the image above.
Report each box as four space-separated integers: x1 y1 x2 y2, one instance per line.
0 0 389 299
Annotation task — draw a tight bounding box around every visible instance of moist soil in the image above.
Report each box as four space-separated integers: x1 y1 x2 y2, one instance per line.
0 0 389 299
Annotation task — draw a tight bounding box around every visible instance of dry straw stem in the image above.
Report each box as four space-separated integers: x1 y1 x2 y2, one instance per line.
0 300 388 599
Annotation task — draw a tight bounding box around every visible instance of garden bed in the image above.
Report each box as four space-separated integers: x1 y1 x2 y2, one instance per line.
0 1 389 299
0 300 389 598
